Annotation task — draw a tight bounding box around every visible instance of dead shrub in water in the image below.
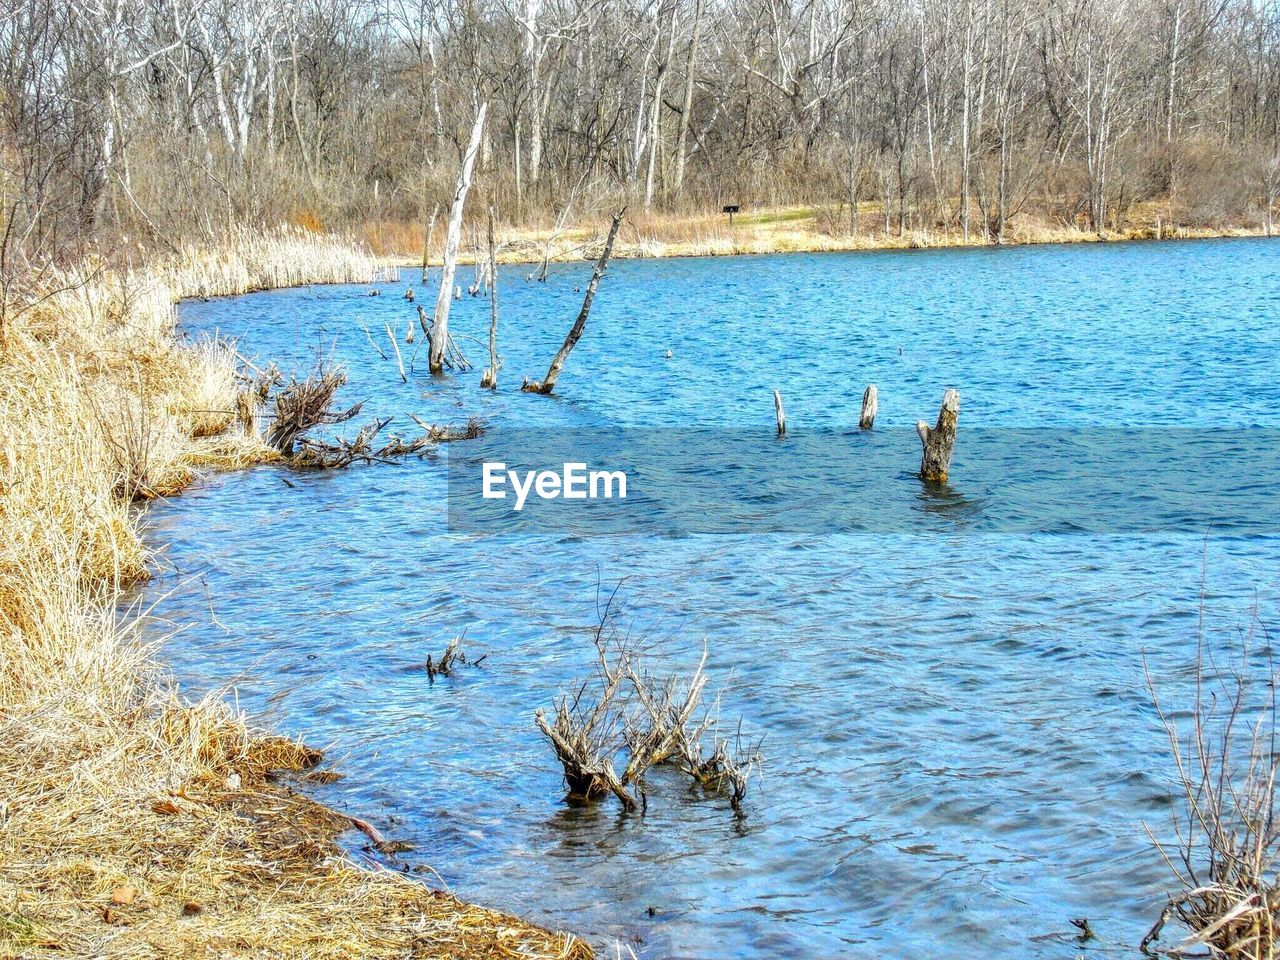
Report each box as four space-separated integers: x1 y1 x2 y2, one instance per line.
264 364 363 455
1144 612 1280 959
536 590 762 813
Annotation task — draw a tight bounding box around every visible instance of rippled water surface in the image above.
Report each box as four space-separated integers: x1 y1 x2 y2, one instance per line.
145 239 1280 958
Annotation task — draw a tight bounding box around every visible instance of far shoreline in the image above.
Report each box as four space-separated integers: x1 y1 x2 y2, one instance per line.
372 205 1273 270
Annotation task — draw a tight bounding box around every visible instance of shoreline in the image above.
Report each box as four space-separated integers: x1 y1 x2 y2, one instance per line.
374 204 1272 269
0 229 589 959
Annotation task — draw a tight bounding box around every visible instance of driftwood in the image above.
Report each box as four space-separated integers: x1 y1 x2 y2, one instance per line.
535 589 762 813
773 389 786 437
430 103 486 374
294 415 484 468
265 367 363 455
480 207 501 390
424 633 484 680
384 322 407 382
522 207 625 394
916 388 959 482
294 416 395 467
360 320 388 360
859 384 878 429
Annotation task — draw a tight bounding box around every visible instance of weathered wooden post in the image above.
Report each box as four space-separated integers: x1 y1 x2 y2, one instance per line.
773 389 786 436
916 388 959 482
429 103 486 374
859 384 878 429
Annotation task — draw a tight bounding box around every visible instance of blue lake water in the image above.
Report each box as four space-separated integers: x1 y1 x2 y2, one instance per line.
145 238 1279 957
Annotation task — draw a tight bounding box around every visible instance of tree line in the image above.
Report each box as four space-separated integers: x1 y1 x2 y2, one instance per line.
2 0 1278 273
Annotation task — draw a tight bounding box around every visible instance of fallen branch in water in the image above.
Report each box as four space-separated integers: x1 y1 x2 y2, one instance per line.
265 365 363 455
293 416 485 468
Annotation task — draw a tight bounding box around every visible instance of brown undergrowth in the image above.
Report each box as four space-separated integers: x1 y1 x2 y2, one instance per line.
0 230 589 959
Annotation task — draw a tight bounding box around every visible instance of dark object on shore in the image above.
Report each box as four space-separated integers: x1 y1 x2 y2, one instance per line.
773 389 786 437
723 204 740 226
859 385 878 430
523 208 625 395
916 388 959 482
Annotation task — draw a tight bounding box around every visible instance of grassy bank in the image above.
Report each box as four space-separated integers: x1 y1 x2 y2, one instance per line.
0 228 588 958
368 201 1271 267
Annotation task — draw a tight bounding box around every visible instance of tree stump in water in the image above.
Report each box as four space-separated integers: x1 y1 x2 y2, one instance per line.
773 389 786 437
916 388 959 482
859 384 878 430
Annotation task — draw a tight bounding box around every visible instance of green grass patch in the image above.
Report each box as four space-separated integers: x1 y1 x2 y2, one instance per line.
0 910 41 949
735 206 819 226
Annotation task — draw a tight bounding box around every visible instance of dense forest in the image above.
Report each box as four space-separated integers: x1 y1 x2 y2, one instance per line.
3 0 1279 271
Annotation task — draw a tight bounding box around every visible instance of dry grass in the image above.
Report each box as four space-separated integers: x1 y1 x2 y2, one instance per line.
1143 612 1280 959
372 201 1271 268
0 233 588 959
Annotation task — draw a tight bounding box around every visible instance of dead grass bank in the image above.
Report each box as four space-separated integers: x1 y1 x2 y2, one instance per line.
370 202 1271 267
0 229 588 959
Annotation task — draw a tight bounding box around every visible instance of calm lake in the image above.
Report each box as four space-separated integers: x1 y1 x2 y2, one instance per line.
145 238 1279 958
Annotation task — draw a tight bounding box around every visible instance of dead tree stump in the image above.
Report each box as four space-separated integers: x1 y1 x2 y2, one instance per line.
859 384 878 430
773 389 786 436
916 388 959 482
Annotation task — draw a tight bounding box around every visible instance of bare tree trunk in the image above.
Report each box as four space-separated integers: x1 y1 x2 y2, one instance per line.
421 203 438 286
481 207 500 389
523 208 625 394
773 389 786 436
672 0 704 199
645 1 678 209
430 103 487 375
